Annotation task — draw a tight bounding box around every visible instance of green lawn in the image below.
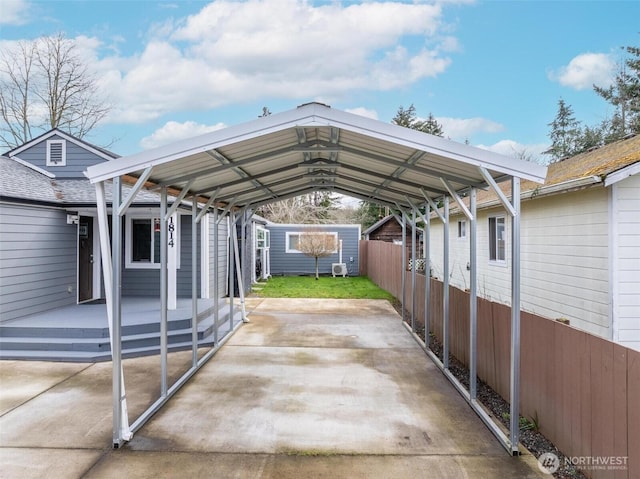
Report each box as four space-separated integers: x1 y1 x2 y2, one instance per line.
252 275 394 300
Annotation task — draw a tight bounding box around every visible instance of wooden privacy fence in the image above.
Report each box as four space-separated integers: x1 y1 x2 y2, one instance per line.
360 240 639 479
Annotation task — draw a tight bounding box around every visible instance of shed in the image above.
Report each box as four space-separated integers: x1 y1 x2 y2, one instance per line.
267 223 360 276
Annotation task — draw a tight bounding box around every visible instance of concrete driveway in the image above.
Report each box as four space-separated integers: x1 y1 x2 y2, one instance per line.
0 298 545 478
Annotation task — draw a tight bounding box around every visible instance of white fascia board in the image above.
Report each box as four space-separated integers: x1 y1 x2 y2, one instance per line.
604 161 640 187
8 155 56 178
7 130 61 156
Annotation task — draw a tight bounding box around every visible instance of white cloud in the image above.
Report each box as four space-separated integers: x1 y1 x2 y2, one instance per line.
436 117 504 140
549 53 615 90
345 107 379 120
476 139 549 163
79 0 458 123
140 120 226 149
0 0 30 25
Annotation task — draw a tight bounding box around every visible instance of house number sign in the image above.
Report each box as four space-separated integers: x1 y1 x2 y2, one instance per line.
168 217 175 248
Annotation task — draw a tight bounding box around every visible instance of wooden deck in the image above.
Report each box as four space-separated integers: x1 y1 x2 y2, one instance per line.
0 297 243 362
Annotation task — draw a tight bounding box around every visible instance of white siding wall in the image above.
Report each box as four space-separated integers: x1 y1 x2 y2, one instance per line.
429 186 611 339
612 173 640 350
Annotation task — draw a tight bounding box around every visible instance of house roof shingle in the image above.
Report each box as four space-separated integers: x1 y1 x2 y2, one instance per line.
473 134 640 207
0 156 165 205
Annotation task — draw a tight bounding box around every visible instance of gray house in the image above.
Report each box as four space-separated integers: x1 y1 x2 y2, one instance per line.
266 223 360 276
0 129 233 325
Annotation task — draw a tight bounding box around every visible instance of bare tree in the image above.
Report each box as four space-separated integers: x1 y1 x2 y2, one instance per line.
296 230 337 280
0 33 110 149
258 196 319 224
257 193 340 224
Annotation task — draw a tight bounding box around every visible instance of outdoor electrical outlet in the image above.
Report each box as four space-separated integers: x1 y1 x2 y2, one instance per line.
350 257 354 262
67 285 73 293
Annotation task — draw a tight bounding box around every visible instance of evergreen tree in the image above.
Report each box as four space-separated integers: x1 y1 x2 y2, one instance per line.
593 44 640 141
392 104 444 137
356 201 386 231
392 104 419 128
544 99 581 162
576 123 605 152
423 113 444 137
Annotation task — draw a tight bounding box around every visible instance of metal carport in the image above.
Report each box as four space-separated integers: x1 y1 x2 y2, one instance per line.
85 101 547 454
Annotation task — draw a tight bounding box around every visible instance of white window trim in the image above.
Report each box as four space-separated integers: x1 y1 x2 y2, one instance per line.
46 139 66 166
285 231 339 254
457 220 467 239
256 227 270 249
488 215 507 264
125 213 181 269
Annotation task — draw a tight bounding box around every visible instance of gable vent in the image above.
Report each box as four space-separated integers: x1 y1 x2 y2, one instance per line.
46 139 67 166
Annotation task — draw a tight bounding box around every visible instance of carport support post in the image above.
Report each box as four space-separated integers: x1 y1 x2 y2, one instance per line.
228 211 235 331
469 188 478 400
192 198 198 367
233 213 248 322
213 207 219 344
424 203 430 346
160 187 168 396
108 177 131 446
443 197 450 370
509 177 521 454
411 209 417 332
401 212 406 324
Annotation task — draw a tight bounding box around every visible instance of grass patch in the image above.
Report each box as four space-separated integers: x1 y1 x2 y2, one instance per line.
253 275 394 300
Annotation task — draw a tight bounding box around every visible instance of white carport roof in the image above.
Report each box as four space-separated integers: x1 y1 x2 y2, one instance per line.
86 102 546 208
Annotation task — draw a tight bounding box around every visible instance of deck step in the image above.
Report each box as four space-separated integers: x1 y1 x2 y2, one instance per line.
0 307 245 362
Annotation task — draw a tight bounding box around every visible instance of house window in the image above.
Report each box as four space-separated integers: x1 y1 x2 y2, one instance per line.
489 216 506 262
46 139 66 166
285 231 338 253
126 215 180 268
256 228 270 249
457 220 466 239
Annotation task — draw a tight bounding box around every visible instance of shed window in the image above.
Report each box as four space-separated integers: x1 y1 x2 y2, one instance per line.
489 216 506 262
286 232 338 254
46 139 66 166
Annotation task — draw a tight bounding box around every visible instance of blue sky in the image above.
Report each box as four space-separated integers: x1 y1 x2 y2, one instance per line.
2 0 639 162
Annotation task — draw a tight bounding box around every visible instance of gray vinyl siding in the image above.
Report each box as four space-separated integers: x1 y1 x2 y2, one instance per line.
208 211 228 299
121 214 201 297
0 202 77 322
13 134 109 178
267 224 360 276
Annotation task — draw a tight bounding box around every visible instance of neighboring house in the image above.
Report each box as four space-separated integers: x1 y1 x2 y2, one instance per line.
0 129 232 323
427 134 640 351
267 223 361 276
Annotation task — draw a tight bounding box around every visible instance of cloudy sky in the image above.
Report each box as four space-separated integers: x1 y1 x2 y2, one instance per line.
2 0 638 161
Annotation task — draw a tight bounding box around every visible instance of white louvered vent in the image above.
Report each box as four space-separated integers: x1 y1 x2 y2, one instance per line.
46 139 66 166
